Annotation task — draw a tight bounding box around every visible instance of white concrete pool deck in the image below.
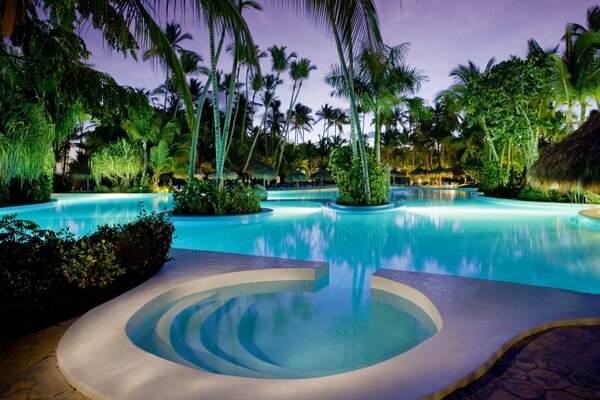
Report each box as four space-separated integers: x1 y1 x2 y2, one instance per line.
57 249 600 400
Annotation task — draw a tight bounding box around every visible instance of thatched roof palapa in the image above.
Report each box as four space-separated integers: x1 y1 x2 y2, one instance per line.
390 169 406 177
207 168 238 181
311 167 332 181
248 161 278 181
427 166 452 178
409 166 429 176
285 170 308 182
528 112 600 194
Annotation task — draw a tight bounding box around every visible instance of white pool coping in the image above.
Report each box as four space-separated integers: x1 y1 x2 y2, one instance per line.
57 249 600 400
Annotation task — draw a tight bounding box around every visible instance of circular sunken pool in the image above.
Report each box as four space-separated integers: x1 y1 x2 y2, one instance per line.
126 280 437 379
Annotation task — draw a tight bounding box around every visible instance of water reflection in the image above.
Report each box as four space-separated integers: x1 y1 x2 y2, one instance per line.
175 190 600 296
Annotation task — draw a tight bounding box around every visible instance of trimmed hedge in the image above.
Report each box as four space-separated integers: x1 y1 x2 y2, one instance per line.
0 210 174 342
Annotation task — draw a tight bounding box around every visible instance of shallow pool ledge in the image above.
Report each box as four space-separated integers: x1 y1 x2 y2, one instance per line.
58 250 600 400
371 269 600 399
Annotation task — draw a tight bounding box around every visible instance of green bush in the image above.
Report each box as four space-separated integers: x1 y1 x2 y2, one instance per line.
93 184 111 193
252 184 268 201
173 181 261 216
517 187 570 203
480 162 509 191
0 210 174 341
228 182 262 214
330 146 388 206
0 176 54 207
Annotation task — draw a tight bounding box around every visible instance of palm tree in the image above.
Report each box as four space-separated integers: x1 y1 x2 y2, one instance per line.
316 104 336 139
547 5 600 126
276 57 317 172
291 103 314 144
276 0 384 202
243 73 283 172
143 22 193 110
331 108 349 141
353 43 426 162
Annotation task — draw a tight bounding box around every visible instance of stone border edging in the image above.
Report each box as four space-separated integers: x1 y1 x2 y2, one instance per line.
57 251 600 400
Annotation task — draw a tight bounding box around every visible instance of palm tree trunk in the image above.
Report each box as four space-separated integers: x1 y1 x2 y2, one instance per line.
328 10 370 201
276 80 301 173
216 31 239 189
208 11 223 189
243 76 279 173
187 30 225 182
374 111 381 162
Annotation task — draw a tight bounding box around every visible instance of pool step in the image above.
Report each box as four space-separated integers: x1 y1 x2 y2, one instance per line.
171 298 271 378
201 297 318 378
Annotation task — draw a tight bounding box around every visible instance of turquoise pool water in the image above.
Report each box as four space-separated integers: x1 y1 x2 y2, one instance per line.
4 189 599 377
127 281 437 378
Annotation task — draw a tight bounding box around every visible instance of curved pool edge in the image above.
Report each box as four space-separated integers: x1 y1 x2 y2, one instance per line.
57 250 600 400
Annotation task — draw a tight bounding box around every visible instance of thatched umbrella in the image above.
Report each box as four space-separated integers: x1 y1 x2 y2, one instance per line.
528 112 600 194
451 166 467 183
390 169 406 185
311 167 332 183
72 169 91 191
409 166 429 184
409 166 428 176
248 161 278 186
285 170 308 188
427 166 452 185
206 168 238 181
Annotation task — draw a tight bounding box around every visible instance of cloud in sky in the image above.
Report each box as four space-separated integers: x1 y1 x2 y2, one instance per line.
85 0 597 140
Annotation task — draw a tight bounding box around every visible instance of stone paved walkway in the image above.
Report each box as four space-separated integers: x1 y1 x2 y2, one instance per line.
1 322 599 399
0 319 85 400
446 326 600 400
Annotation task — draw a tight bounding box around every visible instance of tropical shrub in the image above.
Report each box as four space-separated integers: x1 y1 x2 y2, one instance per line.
90 139 143 191
479 161 509 191
229 181 262 214
173 181 261 216
0 211 174 341
330 146 388 206
252 184 268 201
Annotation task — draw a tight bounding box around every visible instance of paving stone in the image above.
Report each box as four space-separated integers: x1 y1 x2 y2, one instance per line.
488 388 522 400
517 361 538 371
543 361 572 376
528 368 571 390
505 368 528 381
566 385 600 399
502 379 544 399
0 357 84 400
545 390 583 400
569 372 600 389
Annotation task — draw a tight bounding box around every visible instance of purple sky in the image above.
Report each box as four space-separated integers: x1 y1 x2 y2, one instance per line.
86 0 597 140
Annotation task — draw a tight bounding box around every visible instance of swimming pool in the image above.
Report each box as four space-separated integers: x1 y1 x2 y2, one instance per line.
5 189 600 378
3 189 599 294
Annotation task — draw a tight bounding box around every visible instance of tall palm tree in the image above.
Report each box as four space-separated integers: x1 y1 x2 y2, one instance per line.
547 5 600 126
353 43 426 162
291 103 314 144
276 57 317 172
331 108 349 141
275 0 384 202
243 73 283 172
143 22 193 110
316 103 336 139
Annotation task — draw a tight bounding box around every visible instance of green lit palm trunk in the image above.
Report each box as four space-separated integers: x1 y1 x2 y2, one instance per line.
187 32 225 182
374 112 381 163
329 12 370 201
275 80 300 173
208 11 224 189
243 81 278 173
